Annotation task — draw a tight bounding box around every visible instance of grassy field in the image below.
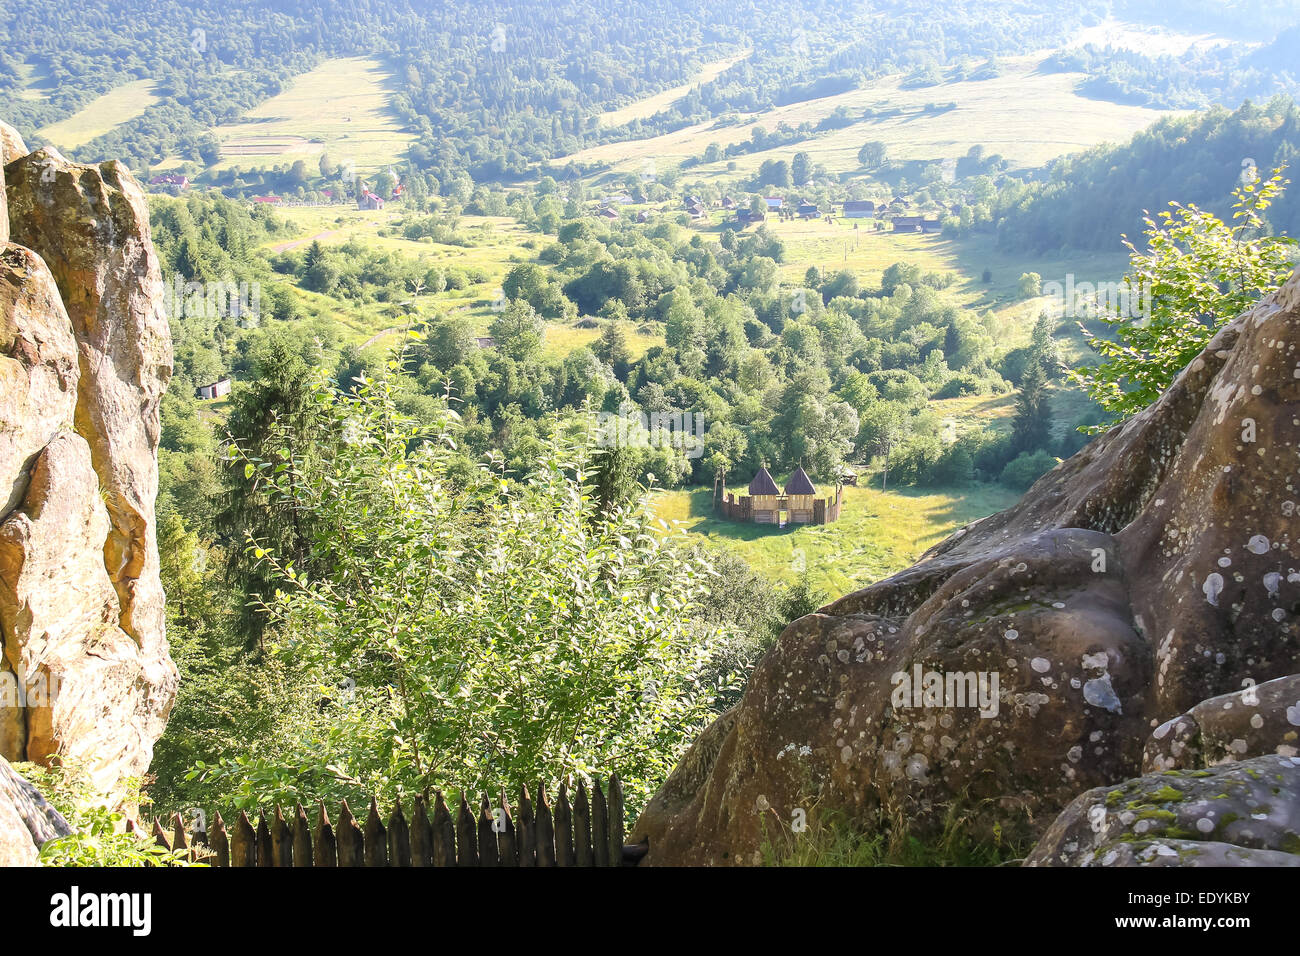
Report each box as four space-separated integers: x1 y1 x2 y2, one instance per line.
210 57 415 175
258 203 665 358
33 80 160 149
652 481 1020 597
1067 17 1233 56
596 52 750 127
559 53 1183 180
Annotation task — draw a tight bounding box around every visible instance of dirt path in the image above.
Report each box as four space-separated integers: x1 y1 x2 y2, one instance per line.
267 228 342 254
360 326 401 349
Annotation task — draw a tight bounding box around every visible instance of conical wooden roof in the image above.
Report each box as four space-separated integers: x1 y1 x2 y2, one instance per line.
784 466 817 495
747 466 780 496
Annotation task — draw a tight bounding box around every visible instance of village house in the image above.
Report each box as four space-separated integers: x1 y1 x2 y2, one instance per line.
797 202 818 219
358 190 385 211
891 214 925 232
195 378 233 401
148 173 190 194
842 200 875 217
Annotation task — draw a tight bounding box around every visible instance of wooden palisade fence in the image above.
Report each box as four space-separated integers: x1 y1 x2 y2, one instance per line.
137 775 647 867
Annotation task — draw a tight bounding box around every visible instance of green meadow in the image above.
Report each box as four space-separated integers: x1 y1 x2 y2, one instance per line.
652 481 1020 597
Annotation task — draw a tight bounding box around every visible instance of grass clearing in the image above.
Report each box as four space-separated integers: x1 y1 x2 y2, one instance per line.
596 52 750 127
212 57 415 174
34 80 160 149
652 481 1019 596
560 53 1184 179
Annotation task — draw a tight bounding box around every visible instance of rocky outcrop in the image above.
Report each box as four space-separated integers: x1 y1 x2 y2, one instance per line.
1026 755 1300 866
0 126 176 804
0 755 72 865
0 122 26 167
633 268 1300 865
1144 673 1300 772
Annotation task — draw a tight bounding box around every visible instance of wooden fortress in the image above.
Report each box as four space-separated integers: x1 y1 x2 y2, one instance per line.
714 465 842 526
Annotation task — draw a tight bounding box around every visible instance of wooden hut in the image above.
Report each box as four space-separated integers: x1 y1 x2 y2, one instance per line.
748 466 781 524
784 466 817 524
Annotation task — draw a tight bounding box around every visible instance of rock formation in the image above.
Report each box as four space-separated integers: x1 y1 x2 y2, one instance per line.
0 754 72 865
0 119 176 821
1027 755 1300 866
633 267 1300 865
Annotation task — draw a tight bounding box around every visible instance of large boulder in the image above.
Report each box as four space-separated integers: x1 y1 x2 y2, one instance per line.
1143 672 1300 772
633 268 1300 865
0 138 175 801
0 756 71 866
1026 754 1300 866
0 121 26 166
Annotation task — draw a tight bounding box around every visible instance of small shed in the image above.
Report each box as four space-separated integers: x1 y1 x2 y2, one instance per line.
196 378 232 401
747 466 781 524
784 466 818 524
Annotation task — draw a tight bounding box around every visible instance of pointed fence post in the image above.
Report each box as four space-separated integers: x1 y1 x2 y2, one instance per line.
292 804 313 866
388 799 411 866
591 779 609 867
209 812 230 867
314 803 337 867
535 782 556 867
554 780 575 867
271 807 293 866
410 795 432 867
455 793 478 866
337 801 364 867
608 774 626 867
231 811 256 867
256 813 273 867
364 797 388 867
497 788 518 867
431 792 455 866
518 785 536 867
477 795 499 867
573 780 593 867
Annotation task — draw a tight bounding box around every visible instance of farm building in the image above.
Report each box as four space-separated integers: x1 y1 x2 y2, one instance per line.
196 378 232 401
714 465 843 526
891 215 925 232
797 202 818 219
148 173 190 193
764 196 785 210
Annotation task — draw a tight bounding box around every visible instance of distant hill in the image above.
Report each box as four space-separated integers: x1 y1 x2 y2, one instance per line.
995 98 1300 253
